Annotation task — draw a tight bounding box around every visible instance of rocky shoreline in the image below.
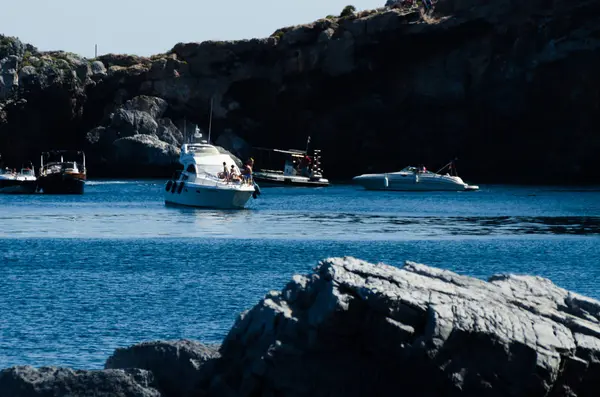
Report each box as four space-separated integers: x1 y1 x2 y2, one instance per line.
2 0 600 184
2 257 599 397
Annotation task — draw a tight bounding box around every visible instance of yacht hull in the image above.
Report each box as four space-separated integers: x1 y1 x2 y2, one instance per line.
0 179 37 194
38 173 86 194
353 174 478 191
164 181 254 209
253 172 329 187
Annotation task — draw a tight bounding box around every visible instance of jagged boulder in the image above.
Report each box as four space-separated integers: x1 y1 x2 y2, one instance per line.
156 118 183 146
0 366 161 397
0 55 19 99
18 65 38 85
105 340 220 397
110 108 159 138
113 134 179 166
124 95 168 119
91 60 107 79
206 257 600 397
84 94 184 174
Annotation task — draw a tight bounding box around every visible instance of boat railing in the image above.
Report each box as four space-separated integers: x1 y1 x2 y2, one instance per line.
194 171 254 188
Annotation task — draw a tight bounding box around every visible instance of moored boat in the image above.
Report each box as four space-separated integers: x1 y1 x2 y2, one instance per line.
252 137 329 187
37 151 87 194
353 160 479 191
164 128 258 209
0 166 37 194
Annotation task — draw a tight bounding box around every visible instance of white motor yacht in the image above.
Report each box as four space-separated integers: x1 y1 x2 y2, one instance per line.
0 166 37 194
164 129 258 209
353 161 479 191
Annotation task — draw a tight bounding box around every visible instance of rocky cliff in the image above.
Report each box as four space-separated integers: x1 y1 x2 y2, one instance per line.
1 0 600 182
2 257 600 397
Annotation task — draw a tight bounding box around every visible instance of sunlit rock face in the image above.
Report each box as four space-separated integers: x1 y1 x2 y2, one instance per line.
204 257 600 397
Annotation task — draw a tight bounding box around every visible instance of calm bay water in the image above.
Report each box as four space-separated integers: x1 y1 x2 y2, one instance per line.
1 180 599 369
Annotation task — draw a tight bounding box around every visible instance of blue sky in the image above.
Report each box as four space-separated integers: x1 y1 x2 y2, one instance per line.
3 0 383 58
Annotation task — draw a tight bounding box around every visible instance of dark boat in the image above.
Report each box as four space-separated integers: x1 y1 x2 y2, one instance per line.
251 137 329 187
37 150 87 194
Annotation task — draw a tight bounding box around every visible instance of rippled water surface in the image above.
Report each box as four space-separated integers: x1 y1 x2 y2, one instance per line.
0 181 599 368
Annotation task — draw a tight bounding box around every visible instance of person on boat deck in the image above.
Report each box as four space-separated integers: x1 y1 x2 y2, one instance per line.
220 162 229 180
230 165 241 181
241 158 254 183
299 155 312 177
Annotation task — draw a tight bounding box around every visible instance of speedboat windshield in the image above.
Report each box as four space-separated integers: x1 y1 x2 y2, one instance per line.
400 166 417 173
400 166 435 175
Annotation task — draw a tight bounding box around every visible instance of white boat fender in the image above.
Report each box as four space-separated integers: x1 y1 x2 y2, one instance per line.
383 174 389 188
177 182 184 194
415 174 419 183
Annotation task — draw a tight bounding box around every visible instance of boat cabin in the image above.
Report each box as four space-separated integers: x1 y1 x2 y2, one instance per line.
39 151 86 176
252 147 324 179
178 142 244 183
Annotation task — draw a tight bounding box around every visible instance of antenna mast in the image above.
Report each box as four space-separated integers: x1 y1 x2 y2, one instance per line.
184 117 187 143
208 96 213 144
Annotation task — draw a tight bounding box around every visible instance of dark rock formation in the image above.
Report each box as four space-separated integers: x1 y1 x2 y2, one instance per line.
2 0 600 182
105 340 220 397
2 257 600 396
0 366 161 397
203 257 600 397
84 95 182 174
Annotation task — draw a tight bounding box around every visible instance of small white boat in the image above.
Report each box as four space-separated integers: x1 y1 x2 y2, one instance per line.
353 161 479 191
0 166 37 194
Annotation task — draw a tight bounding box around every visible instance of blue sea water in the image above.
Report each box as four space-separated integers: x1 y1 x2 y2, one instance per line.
0 181 599 369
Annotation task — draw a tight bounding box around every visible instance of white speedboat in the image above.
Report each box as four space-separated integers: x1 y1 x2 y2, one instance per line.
0 166 37 194
353 161 479 191
164 129 258 209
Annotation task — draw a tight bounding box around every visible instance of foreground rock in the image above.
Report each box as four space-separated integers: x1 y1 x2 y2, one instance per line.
105 340 220 397
205 257 600 397
2 257 600 397
0 366 161 397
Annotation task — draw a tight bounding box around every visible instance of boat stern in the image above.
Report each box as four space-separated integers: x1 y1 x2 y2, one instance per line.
352 174 387 190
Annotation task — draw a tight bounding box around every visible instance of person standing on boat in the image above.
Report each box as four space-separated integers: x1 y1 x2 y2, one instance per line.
241 158 254 184
221 161 229 180
299 155 312 177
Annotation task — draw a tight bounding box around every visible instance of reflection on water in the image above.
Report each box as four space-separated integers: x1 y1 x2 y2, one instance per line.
1 181 599 370
0 181 599 240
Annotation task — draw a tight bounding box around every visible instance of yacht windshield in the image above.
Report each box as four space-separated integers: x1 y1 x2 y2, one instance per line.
188 146 220 156
197 164 226 176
